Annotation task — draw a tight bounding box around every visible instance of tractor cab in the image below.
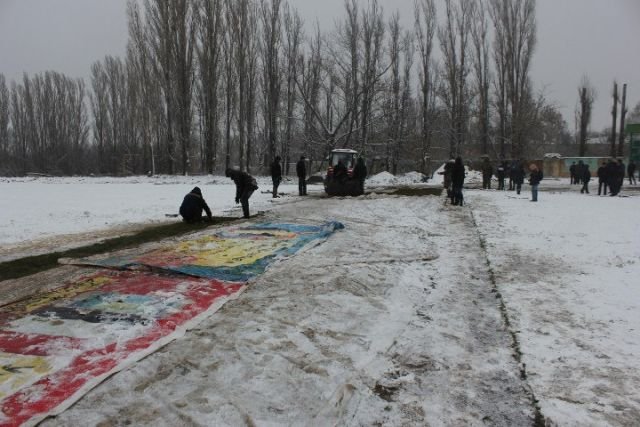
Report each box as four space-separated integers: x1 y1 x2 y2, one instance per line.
324 149 362 196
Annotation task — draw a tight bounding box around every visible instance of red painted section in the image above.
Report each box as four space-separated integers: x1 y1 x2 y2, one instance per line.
0 273 246 427
0 331 85 356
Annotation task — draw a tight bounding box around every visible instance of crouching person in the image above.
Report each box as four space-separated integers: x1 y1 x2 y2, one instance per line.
226 168 258 218
180 187 212 223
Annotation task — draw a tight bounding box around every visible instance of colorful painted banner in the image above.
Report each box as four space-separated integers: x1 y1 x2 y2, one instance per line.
70 221 345 281
0 222 343 426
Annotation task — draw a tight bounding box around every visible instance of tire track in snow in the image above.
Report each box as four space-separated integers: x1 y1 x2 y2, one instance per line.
468 205 546 427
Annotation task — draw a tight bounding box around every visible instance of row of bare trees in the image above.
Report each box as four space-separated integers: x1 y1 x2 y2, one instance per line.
1 0 578 177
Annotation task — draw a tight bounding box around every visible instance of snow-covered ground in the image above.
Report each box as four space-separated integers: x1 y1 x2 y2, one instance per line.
0 175 305 261
2 175 640 425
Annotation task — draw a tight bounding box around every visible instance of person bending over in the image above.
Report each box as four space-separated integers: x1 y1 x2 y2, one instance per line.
226 168 258 218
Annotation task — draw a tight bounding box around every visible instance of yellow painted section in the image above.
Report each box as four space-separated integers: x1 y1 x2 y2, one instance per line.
0 352 53 399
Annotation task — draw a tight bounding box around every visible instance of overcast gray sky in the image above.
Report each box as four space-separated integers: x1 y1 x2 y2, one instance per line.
0 0 638 131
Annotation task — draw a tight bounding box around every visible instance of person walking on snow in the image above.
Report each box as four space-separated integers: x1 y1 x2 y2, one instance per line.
353 157 368 196
296 156 307 196
580 163 591 194
226 168 258 218
451 157 466 206
481 158 493 189
439 159 455 200
597 162 608 195
179 187 212 223
496 162 506 190
628 161 637 185
513 161 525 195
271 156 282 198
528 164 543 202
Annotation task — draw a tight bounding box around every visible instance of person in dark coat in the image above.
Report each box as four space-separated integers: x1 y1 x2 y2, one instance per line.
509 160 520 190
481 158 493 189
226 168 258 218
597 162 607 195
353 157 368 195
580 163 591 194
628 161 637 185
451 156 466 206
528 164 543 202
271 156 282 198
333 160 347 183
296 156 307 196
496 162 506 190
569 162 577 185
512 161 525 195
576 160 586 185
606 160 619 196
179 187 212 223
619 160 626 192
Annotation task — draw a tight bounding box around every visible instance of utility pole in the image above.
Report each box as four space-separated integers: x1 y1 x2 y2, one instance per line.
610 82 618 158
617 83 627 158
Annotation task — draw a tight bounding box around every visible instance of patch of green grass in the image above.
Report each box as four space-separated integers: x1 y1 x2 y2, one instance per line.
385 187 443 197
0 217 238 281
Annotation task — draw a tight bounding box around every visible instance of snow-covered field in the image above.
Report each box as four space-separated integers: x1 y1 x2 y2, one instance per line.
2 175 640 425
0 175 306 261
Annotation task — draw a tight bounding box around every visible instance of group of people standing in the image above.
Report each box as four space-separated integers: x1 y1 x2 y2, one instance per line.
483 159 529 194
271 155 318 198
594 159 635 196
440 157 469 206
444 158 543 204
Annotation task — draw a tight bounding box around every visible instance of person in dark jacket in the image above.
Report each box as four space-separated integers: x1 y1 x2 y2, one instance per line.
353 157 368 195
179 187 212 223
438 159 455 199
296 156 307 196
606 160 620 196
528 164 543 202
576 160 586 185
271 156 282 198
597 162 608 195
569 162 577 185
496 162 506 190
333 160 347 183
481 158 493 189
580 163 591 194
628 161 637 185
451 156 466 206
512 161 525 195
226 168 258 218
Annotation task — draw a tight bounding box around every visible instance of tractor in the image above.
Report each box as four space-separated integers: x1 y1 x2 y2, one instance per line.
323 149 363 196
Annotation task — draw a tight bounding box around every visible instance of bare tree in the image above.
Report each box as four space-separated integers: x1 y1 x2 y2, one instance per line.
358 0 385 155
471 0 491 156
489 0 537 159
398 31 415 172
260 0 283 165
610 81 618 158
299 23 323 160
415 0 437 173
196 0 224 174
576 75 595 157
386 11 402 172
438 0 473 158
0 75 10 169
618 83 627 158
282 4 303 174
222 0 237 170
127 0 156 175
9 72 88 175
